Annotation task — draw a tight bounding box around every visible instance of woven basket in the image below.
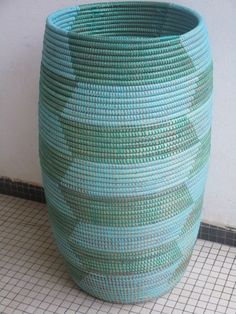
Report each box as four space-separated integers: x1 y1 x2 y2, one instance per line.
39 1 213 303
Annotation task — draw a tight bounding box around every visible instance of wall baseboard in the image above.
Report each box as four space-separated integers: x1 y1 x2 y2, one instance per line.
198 222 236 247
1 176 236 247
0 177 45 203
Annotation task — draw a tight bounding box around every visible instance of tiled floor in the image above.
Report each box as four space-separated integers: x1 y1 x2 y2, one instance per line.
0 194 236 314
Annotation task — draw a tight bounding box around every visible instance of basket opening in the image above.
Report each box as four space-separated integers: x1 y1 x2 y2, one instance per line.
50 3 199 39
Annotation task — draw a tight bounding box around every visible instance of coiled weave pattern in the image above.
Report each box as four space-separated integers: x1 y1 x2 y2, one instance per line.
39 2 213 303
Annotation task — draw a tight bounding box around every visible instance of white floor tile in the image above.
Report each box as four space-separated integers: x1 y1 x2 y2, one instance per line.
0 194 236 314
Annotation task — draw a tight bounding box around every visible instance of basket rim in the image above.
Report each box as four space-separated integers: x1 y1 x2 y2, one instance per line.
46 1 203 44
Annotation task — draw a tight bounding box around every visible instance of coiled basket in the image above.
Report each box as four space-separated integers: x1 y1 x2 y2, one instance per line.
39 2 213 303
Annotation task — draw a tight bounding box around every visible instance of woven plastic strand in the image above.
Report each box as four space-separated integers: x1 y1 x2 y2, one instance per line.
39 1 213 303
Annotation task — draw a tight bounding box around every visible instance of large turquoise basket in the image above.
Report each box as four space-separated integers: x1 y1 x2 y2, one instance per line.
39 2 213 303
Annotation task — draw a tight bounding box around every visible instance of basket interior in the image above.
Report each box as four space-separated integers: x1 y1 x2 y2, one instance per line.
52 3 199 38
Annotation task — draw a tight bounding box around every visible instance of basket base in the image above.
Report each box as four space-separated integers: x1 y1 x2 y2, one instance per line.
67 264 188 304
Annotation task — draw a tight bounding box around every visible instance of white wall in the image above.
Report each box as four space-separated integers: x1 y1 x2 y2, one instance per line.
0 0 236 228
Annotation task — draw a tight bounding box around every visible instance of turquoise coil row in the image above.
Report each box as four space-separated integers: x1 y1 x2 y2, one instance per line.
39 2 213 303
